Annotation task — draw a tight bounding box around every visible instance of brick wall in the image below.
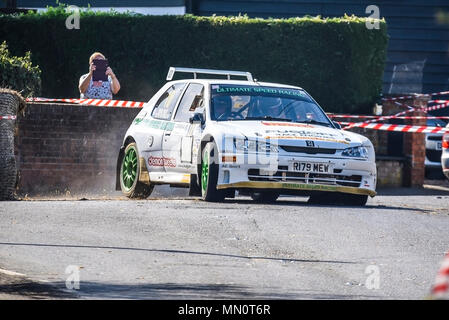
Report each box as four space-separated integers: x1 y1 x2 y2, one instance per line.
16 103 140 195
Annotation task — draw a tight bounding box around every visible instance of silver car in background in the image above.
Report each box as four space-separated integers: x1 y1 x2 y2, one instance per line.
442 123 449 180
425 118 447 178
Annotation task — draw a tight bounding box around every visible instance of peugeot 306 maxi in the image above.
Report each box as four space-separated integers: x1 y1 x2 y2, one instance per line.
116 67 377 205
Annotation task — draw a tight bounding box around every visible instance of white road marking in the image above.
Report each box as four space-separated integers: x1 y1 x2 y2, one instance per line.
0 268 26 277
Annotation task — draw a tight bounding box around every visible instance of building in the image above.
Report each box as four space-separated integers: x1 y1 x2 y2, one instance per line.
5 0 186 15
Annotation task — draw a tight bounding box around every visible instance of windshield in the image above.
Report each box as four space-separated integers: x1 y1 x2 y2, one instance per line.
210 84 332 126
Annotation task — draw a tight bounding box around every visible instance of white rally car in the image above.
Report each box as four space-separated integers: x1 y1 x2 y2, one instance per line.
116 67 377 205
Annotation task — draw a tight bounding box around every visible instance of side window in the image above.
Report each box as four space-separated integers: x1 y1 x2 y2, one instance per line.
174 83 204 122
151 83 185 120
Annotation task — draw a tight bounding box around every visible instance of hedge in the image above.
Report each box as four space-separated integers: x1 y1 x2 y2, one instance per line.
0 41 41 97
0 5 388 114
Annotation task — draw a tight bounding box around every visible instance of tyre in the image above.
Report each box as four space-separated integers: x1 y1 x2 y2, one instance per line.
250 191 279 203
120 142 153 199
308 192 368 206
201 142 225 202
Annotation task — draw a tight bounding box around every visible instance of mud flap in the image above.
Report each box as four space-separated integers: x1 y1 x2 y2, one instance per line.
115 146 125 191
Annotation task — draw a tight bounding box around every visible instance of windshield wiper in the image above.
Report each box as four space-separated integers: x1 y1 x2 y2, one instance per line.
295 119 331 127
245 116 292 122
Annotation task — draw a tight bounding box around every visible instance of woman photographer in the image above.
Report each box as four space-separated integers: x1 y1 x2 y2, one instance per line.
79 52 121 99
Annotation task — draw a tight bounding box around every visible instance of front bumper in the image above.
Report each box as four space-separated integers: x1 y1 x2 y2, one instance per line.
216 153 377 197
217 181 376 197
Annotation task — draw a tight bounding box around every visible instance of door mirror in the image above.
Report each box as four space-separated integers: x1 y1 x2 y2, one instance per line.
189 113 204 125
189 95 203 111
333 121 342 129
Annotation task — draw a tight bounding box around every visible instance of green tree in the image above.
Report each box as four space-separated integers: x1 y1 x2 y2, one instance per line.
0 41 41 97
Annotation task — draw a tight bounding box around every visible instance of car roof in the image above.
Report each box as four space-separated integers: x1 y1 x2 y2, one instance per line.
167 79 304 90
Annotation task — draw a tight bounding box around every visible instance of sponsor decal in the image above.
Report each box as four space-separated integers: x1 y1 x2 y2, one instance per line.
134 118 175 131
181 174 191 183
178 163 194 169
281 183 337 192
263 129 349 144
212 85 307 99
148 156 176 167
265 136 349 144
222 164 241 168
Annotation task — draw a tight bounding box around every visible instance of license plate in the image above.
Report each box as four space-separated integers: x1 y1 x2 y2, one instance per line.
289 161 332 173
436 142 442 150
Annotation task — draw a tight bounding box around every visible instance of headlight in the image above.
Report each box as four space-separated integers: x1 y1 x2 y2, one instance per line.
234 138 247 151
341 146 368 158
234 138 278 153
259 142 279 153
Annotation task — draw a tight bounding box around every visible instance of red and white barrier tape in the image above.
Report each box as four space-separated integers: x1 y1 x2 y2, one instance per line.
342 101 449 130
395 101 449 112
329 114 387 119
0 115 16 120
329 114 449 120
340 122 449 133
425 101 449 112
343 107 417 130
382 91 449 101
431 252 449 299
429 100 449 104
26 97 145 108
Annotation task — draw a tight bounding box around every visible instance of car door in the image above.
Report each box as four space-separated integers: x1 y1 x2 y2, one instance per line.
142 82 186 173
162 82 205 173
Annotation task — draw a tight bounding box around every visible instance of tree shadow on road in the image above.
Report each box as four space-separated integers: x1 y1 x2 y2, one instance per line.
0 279 380 300
0 273 75 300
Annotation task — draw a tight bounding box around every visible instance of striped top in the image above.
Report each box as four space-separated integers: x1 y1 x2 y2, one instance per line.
79 73 113 100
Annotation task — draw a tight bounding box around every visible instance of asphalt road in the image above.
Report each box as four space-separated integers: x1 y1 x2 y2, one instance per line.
1 186 449 300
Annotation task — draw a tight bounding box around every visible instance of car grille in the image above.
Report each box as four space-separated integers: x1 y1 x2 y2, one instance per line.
247 167 362 187
426 149 442 162
280 145 336 154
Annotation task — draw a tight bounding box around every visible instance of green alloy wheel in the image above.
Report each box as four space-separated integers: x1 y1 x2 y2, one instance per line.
201 142 224 202
120 142 154 199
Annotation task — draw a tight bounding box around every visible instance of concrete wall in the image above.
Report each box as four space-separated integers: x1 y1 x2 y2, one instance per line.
376 159 404 188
